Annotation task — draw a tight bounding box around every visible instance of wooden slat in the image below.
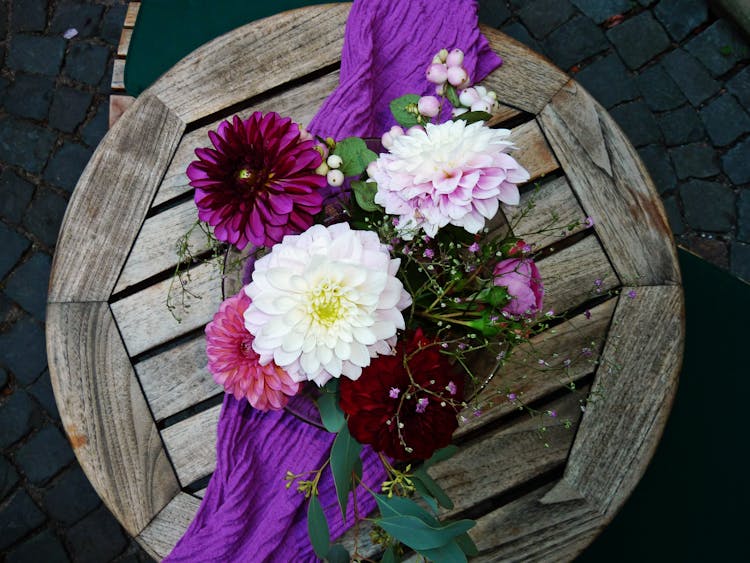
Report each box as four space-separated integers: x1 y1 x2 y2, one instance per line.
46 302 180 536
124 2 140 28
109 94 135 128
117 27 133 57
149 4 350 123
136 492 201 560
110 261 223 357
112 58 126 90
508 119 559 183
481 25 569 114
48 94 185 302
456 297 616 438
135 334 218 422
487 103 524 127
539 80 680 286
161 404 221 485
551 285 683 515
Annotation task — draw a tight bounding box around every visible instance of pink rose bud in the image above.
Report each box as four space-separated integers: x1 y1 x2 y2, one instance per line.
459 87 481 107
446 66 469 87
417 96 440 117
426 63 449 84
446 48 465 67
493 258 544 317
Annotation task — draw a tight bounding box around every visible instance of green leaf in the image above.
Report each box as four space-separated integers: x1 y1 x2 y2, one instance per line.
330 425 362 518
351 180 381 213
413 468 454 509
375 494 439 526
453 110 492 124
413 478 439 514
444 85 461 108
376 515 474 551
476 285 510 308
332 137 378 177
455 533 479 557
381 546 398 563
419 539 468 563
389 94 421 128
325 543 350 563
423 445 458 470
307 496 330 559
316 391 344 433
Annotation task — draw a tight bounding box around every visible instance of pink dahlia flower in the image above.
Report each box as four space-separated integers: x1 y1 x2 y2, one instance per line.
493 258 544 317
187 112 327 250
205 291 299 410
369 119 530 238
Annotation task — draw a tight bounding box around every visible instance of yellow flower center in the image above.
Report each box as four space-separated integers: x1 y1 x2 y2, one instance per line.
309 282 346 327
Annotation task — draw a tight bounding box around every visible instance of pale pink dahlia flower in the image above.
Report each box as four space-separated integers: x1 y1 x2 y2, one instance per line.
205 291 299 410
244 223 412 387
368 120 530 238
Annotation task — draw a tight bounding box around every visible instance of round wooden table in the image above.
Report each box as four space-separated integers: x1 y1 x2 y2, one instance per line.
46 4 683 561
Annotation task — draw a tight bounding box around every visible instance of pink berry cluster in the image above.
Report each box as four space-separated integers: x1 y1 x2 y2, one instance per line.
426 48 470 90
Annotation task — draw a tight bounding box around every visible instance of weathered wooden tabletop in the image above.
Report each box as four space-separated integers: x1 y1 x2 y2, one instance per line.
46 4 683 561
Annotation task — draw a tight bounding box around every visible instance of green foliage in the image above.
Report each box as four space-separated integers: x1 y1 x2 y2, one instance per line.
453 110 492 124
381 546 398 563
332 137 377 177
419 539 468 563
413 468 453 509
423 445 458 469
330 425 362 518
455 533 479 557
307 496 330 559
389 94 421 128
316 380 344 433
325 544 349 563
352 180 381 213
443 84 461 108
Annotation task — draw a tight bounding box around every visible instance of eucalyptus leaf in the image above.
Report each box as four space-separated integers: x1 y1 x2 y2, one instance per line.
330 425 362 518
352 180 381 213
389 94 421 128
455 533 479 557
419 538 468 563
307 496 330 558
454 110 492 124
376 515 474 551
316 391 344 433
444 85 461 108
326 543 350 563
423 445 458 469
413 478 439 514
381 546 398 563
374 494 439 526
413 468 454 510
332 137 378 177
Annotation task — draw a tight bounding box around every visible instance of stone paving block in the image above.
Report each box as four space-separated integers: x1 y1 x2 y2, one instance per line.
731 241 750 281
51 0 105 39
43 142 93 193
545 16 609 69
22 187 68 248
49 87 94 133
654 0 709 41
0 391 38 448
739 190 750 242
518 0 576 39
0 1 8 39
670 143 720 180
662 195 685 236
636 63 687 112
10 0 47 32
609 100 662 147
699 93 750 147
6 34 66 76
500 22 543 54
680 179 736 232
15 425 76 486
0 170 34 224
4 253 52 321
727 66 750 108
679 233 729 268
1 455 19 501
67 505 128 563
80 99 108 147
657 105 705 147
571 0 631 24
0 490 46 551
0 75 9 99
574 53 637 108
0 222 30 281
638 144 678 195
0 366 8 389
2 74 56 121
722 137 750 185
64 42 111 85
6 529 70 563
607 12 671 70
29 372 61 422
43 464 101 525
97 57 115 93
0 294 13 325
0 117 58 174
0 315 47 385
101 3 129 45
685 19 750 78
661 49 721 106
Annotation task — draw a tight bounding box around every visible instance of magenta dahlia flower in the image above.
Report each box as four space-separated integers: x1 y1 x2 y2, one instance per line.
187 112 327 249
205 291 299 411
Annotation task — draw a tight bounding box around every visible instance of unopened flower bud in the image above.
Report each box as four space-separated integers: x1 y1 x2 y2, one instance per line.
432 54 443 64
315 162 329 176
437 48 449 62
326 154 343 169
426 63 448 84
417 95 440 117
298 126 313 142
381 125 404 150
435 83 445 96
327 169 344 186
446 48 465 67
447 66 469 87
459 87 481 107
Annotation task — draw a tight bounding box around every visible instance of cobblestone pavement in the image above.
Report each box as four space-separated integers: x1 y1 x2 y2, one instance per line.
0 0 748 561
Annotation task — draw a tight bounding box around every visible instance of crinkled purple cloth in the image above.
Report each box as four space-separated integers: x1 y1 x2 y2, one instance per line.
165 1 500 561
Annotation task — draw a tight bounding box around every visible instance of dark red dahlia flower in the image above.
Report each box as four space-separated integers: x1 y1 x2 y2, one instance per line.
186 112 327 249
339 330 464 461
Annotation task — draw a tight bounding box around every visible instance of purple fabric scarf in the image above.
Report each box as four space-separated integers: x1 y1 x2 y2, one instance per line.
165 1 500 561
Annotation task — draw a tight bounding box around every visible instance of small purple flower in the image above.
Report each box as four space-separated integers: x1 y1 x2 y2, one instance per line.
594 279 603 293
547 409 558 418
457 342 467 350
389 387 400 399
584 309 592 320
423 248 435 259
468 242 480 253
392 217 400 227
473 409 482 417
627 289 637 299
585 216 595 228
416 397 429 413
446 381 457 395
581 347 593 357
507 393 517 401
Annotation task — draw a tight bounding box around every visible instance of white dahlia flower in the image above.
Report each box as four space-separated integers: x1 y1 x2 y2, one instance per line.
243 223 411 386
369 119 530 238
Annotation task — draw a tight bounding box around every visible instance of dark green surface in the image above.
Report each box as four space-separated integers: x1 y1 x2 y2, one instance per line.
124 0 342 96
577 249 747 562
